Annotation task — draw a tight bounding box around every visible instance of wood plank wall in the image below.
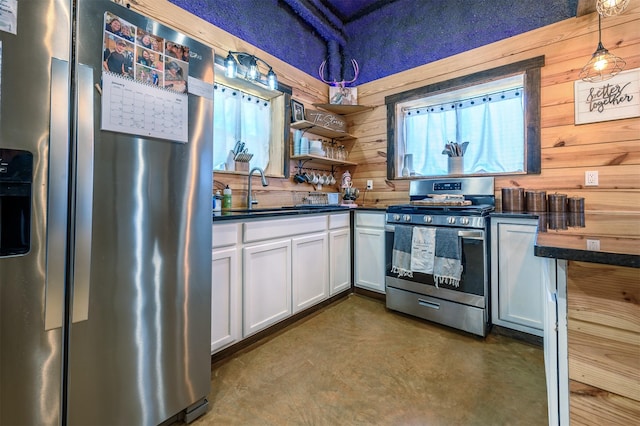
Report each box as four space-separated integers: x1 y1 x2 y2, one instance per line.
567 261 640 424
128 3 639 423
353 2 640 216
130 1 639 213
130 0 332 209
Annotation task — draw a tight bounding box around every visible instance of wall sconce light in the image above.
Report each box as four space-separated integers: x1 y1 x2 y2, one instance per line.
596 0 629 17
224 51 278 90
579 14 625 82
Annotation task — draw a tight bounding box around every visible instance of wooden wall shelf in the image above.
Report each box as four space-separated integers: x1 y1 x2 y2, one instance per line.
290 154 357 167
291 120 354 140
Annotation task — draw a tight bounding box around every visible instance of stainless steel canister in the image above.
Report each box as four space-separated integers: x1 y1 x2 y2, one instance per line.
501 187 525 212
567 196 585 212
547 193 567 213
525 190 547 212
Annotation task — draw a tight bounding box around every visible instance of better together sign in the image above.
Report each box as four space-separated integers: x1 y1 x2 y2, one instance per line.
575 68 640 125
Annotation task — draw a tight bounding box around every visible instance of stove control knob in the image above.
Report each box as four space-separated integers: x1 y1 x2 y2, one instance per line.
403 214 411 222
423 215 433 224
447 217 456 225
392 214 400 221
460 217 470 225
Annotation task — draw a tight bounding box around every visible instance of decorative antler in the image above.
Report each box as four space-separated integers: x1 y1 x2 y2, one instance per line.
343 59 359 86
318 59 360 88
318 60 331 85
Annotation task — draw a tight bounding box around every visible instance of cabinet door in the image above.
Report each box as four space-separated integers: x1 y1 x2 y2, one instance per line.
329 228 351 295
292 233 329 313
354 227 385 293
493 221 545 335
211 247 240 353
243 239 291 337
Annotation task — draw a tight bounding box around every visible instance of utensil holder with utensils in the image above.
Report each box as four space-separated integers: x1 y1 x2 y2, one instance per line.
448 156 463 175
232 151 253 172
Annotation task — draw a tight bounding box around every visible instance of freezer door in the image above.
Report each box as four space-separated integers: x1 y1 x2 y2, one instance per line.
0 0 71 425
65 3 213 425
0 1 72 425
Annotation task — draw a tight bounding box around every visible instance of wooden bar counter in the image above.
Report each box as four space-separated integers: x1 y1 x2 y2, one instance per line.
534 212 640 425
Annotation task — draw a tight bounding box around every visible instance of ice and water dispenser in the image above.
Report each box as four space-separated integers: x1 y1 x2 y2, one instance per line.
0 148 32 256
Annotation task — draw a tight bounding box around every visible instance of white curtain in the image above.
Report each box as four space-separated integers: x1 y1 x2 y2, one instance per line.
240 93 271 170
213 83 271 170
403 88 524 176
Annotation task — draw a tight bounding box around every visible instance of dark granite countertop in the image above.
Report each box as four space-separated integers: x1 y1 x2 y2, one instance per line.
213 205 352 222
212 204 387 222
492 211 640 268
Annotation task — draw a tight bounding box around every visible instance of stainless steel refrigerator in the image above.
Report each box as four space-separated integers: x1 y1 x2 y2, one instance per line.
0 1 213 425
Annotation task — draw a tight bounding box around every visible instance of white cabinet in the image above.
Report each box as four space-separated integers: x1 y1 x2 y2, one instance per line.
354 211 386 293
329 213 351 295
211 223 241 354
292 233 328 313
242 214 328 336
213 211 352 346
243 238 292 337
491 217 553 336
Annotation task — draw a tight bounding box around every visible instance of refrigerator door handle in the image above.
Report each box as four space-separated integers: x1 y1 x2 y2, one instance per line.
71 64 95 324
44 58 71 331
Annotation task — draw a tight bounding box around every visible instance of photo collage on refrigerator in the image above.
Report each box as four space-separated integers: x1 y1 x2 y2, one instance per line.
103 11 189 93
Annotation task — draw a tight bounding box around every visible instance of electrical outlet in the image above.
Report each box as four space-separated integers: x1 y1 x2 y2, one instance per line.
366 180 373 190
585 170 599 186
586 239 600 251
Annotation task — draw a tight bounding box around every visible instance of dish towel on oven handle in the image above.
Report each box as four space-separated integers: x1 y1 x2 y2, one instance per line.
411 227 435 275
391 224 413 278
433 227 463 287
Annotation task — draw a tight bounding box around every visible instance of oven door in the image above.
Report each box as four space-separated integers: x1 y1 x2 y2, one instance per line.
384 224 488 308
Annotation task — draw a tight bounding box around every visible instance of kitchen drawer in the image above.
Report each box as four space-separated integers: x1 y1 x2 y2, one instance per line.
329 213 350 229
213 223 239 248
355 211 385 228
243 215 327 243
386 286 486 336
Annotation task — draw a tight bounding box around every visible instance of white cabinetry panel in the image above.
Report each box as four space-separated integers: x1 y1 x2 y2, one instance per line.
354 211 385 294
491 217 551 336
243 239 292 337
211 247 240 353
292 233 328 313
329 228 351 295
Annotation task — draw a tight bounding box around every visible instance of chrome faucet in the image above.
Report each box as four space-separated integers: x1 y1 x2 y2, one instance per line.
247 167 268 209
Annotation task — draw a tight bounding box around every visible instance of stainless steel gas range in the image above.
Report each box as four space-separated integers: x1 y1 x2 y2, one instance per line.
385 177 495 336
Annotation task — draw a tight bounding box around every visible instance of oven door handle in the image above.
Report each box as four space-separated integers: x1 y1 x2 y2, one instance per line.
385 225 483 241
457 230 484 240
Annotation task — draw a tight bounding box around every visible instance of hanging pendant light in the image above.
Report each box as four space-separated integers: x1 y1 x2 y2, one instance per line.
596 0 630 17
579 14 625 82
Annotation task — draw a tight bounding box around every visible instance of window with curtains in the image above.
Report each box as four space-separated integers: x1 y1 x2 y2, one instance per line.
213 83 272 172
403 76 524 176
385 56 544 179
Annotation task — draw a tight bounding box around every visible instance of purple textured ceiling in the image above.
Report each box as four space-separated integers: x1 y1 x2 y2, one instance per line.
169 0 579 85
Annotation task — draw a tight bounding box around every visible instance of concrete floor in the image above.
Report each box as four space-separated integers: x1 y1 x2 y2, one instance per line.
194 294 547 426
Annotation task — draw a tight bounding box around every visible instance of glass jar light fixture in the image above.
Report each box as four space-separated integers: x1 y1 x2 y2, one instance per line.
596 0 630 17
579 14 626 82
224 51 278 90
